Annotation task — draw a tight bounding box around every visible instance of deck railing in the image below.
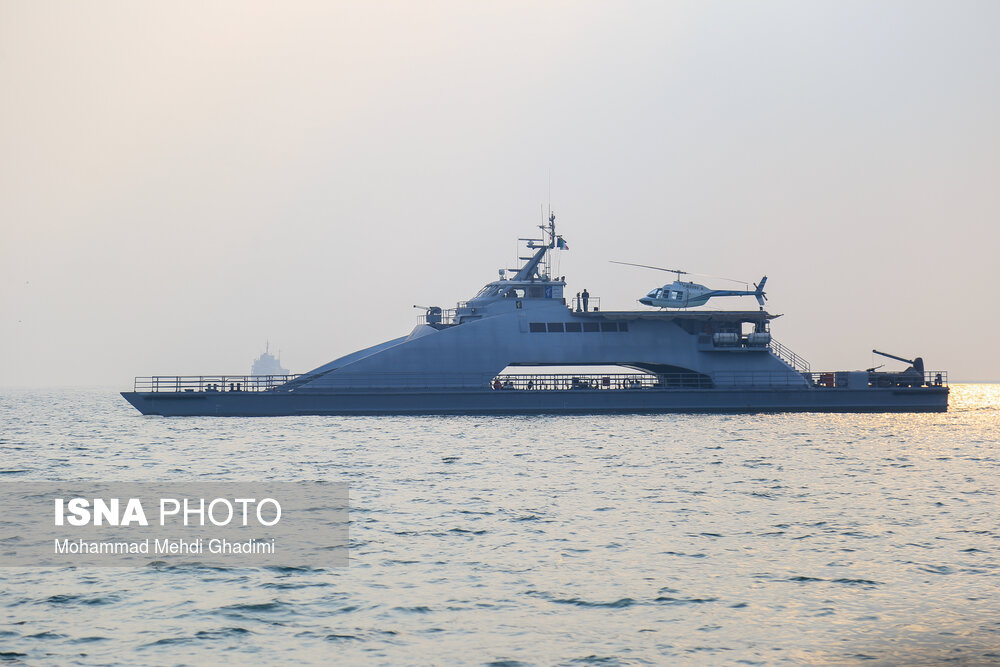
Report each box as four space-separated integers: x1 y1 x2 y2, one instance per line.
133 375 300 393
491 370 948 391
490 372 710 391
569 295 601 313
132 369 948 393
416 308 458 325
804 370 948 389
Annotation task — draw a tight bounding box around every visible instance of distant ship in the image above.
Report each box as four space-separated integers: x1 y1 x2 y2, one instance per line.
122 213 948 415
251 342 288 377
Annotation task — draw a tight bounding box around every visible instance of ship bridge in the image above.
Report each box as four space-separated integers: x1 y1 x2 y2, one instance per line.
471 278 566 302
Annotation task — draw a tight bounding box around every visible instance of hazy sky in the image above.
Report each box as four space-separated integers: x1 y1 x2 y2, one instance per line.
2 1 999 386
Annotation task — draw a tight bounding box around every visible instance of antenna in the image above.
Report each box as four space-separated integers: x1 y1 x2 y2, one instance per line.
547 170 551 220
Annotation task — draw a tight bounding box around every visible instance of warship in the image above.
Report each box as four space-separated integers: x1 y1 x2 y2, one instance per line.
122 214 947 416
250 342 288 377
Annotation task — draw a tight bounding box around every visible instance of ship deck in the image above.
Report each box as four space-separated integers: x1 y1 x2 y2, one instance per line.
573 309 777 322
121 382 950 416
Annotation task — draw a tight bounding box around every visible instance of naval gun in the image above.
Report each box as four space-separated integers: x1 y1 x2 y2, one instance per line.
414 305 443 325
869 349 925 387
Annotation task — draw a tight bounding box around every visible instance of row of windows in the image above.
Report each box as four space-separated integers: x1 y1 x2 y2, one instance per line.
652 289 683 300
529 321 629 333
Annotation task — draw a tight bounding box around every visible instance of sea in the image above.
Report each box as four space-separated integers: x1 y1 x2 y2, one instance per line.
1 385 998 666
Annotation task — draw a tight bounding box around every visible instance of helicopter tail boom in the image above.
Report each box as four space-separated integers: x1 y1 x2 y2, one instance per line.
754 276 768 306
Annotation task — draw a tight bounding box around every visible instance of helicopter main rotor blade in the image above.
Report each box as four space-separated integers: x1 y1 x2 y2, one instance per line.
700 274 748 285
609 261 687 275
610 261 747 284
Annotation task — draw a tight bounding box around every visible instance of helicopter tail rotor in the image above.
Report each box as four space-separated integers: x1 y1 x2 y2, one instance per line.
754 276 768 306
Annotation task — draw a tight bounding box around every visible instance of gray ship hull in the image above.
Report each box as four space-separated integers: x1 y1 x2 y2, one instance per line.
121 216 951 417
121 386 949 416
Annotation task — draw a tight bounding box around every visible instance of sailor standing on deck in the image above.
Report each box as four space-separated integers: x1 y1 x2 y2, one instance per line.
582 289 590 312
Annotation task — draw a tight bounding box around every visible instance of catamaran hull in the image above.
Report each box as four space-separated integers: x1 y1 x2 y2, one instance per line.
121 387 949 416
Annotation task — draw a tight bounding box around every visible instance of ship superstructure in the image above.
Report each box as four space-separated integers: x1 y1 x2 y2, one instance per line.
122 213 947 415
251 342 288 377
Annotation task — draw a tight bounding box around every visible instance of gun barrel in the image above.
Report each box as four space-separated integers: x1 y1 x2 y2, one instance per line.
872 349 915 365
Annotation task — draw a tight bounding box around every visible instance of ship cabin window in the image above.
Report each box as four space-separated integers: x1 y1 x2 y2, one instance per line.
476 285 504 298
532 321 626 333
527 286 545 298
505 288 526 299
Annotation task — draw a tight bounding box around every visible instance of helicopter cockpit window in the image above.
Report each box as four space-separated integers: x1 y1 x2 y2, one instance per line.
671 291 682 300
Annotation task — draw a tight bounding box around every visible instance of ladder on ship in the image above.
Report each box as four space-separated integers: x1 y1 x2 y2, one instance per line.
769 339 811 372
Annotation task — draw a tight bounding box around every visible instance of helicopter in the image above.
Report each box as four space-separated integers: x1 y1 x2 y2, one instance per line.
611 261 767 309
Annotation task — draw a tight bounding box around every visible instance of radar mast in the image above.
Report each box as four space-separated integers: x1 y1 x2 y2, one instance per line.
512 211 565 281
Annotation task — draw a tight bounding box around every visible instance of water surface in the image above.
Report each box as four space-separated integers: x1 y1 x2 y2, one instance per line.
1 385 998 665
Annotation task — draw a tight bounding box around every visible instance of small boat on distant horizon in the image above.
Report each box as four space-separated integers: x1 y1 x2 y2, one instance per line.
122 212 948 416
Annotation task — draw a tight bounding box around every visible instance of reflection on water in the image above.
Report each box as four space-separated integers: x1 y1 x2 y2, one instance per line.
0 385 998 664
